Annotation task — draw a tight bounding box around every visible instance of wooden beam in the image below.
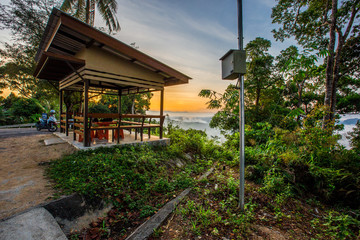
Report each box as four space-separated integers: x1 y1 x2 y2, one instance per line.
84 75 163 90
51 44 76 55
44 17 62 53
118 90 122 115
83 79 90 147
86 68 165 84
59 90 63 133
84 71 164 87
65 110 69 136
58 29 87 44
86 39 95 48
160 89 164 139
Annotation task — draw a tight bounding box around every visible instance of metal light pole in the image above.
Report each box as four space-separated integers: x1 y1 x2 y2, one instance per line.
220 0 246 211
237 0 245 211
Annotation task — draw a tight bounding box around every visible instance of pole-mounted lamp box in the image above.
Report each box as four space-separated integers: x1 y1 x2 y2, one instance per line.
220 49 246 80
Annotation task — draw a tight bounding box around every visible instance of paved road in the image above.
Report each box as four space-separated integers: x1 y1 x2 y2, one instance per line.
0 128 57 138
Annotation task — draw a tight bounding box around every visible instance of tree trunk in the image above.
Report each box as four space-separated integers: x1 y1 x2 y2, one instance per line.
85 0 90 24
323 0 338 128
255 87 261 108
131 98 135 114
297 81 305 122
297 79 305 109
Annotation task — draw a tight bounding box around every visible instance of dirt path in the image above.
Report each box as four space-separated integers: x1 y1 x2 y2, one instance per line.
0 134 76 220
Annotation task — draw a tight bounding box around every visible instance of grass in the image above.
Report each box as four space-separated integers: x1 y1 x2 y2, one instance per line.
46 127 360 239
150 165 360 240
46 139 214 239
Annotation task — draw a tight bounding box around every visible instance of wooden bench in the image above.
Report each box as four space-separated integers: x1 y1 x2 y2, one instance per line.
73 113 165 145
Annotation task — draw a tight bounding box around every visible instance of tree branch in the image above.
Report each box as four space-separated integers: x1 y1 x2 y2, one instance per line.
342 2 359 41
323 0 330 24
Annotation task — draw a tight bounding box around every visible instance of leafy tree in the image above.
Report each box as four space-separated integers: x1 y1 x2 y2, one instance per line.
0 93 45 124
0 0 59 100
61 0 120 33
199 84 239 133
200 38 287 132
98 93 153 114
245 37 275 109
272 0 360 125
348 120 360 150
336 35 360 112
276 46 323 115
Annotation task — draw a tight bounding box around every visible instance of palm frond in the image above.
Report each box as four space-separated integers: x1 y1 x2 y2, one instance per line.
60 0 76 11
96 0 120 32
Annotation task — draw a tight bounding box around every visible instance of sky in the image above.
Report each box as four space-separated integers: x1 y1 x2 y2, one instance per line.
0 0 296 112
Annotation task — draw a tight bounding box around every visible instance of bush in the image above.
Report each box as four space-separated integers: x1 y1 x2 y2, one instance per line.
223 107 360 208
0 95 44 124
348 121 360 151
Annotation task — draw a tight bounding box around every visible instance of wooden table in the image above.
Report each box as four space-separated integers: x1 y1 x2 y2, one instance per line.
92 122 124 140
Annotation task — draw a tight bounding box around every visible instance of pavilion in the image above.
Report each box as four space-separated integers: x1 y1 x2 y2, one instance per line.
33 8 191 147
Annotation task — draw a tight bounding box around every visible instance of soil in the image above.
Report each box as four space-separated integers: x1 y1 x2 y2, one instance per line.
147 167 340 240
0 134 76 220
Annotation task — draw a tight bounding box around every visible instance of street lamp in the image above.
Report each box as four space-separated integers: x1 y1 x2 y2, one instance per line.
220 0 246 210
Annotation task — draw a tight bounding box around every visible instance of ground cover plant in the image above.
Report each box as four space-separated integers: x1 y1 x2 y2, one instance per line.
47 128 220 239
47 117 360 239
150 166 360 240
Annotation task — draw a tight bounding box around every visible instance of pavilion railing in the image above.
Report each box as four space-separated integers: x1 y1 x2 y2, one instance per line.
60 112 74 136
72 113 165 146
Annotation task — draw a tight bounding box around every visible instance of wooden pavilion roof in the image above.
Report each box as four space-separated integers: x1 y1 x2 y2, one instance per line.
34 8 191 95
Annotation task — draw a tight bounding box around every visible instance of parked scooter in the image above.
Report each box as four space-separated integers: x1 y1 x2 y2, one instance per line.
35 110 58 132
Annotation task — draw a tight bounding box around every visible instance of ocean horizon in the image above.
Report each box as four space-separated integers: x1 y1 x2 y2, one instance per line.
147 111 359 148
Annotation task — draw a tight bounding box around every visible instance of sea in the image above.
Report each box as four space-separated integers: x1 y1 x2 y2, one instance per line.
337 113 360 149
147 111 359 148
147 111 224 141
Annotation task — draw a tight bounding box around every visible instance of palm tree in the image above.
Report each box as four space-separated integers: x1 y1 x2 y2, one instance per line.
61 0 120 33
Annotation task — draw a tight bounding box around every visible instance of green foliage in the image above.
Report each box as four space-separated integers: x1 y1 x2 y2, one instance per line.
48 127 219 209
48 145 176 203
348 120 360 150
337 93 360 113
0 93 45 124
139 205 156 218
0 0 59 102
166 127 220 160
245 37 275 110
224 106 360 208
322 211 360 239
61 0 120 33
89 103 111 114
272 0 360 122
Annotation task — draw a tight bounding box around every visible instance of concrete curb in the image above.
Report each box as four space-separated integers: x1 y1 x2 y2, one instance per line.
54 132 170 151
0 165 213 240
126 167 214 240
1 193 110 236
0 207 67 240
0 123 36 128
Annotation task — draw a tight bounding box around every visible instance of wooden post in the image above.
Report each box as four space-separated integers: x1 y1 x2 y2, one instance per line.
64 91 69 136
140 116 145 141
117 90 122 143
84 79 90 147
160 89 164 139
59 90 63 133
118 90 122 115
65 111 69 136
148 118 152 139
73 111 76 141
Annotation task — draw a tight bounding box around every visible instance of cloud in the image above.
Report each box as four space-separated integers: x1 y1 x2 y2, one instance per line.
92 0 290 111
104 0 234 92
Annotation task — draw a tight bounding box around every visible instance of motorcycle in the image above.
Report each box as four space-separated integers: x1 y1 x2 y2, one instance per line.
35 113 58 132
